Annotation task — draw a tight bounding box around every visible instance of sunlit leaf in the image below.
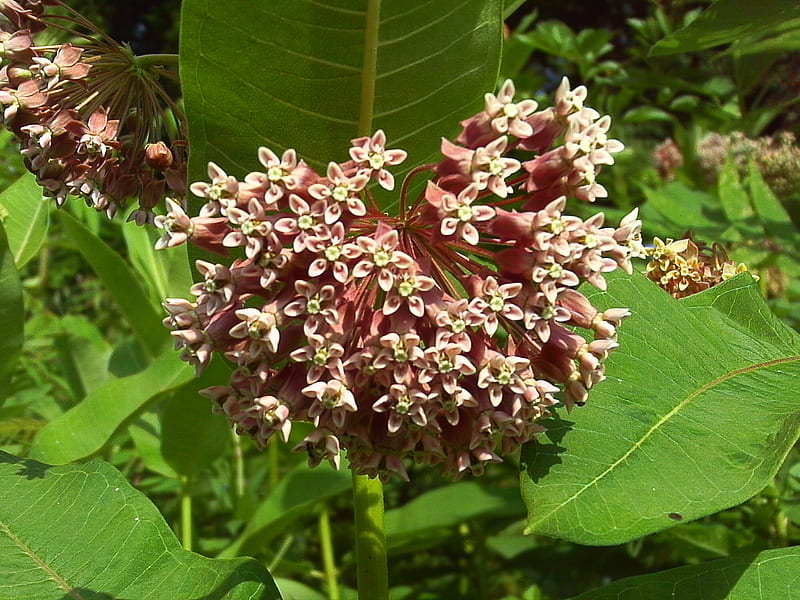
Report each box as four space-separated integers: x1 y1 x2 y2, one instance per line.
29 350 194 464
521 271 800 545
567 547 800 599
0 173 49 268
0 451 281 600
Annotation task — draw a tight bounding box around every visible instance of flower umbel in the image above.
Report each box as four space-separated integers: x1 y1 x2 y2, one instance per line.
160 79 640 481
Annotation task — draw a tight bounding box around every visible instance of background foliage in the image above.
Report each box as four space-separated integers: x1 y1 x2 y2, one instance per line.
0 1 798 599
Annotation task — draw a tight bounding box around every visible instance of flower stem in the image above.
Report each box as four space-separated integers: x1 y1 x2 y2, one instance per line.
352 472 388 600
318 506 340 600
358 0 381 136
179 476 193 551
135 53 180 69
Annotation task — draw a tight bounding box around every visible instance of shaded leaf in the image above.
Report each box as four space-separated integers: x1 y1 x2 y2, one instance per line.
521 271 800 545
58 212 166 357
0 223 23 402
219 462 351 558
385 481 524 553
129 412 178 479
649 0 800 56
0 172 49 267
180 0 503 193
29 350 194 464
53 315 113 399
161 360 231 480
567 546 800 599
0 451 281 600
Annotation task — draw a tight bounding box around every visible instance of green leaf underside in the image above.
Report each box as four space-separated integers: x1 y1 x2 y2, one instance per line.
520 271 800 545
649 0 800 56
0 451 281 600
0 223 23 396
180 0 503 204
567 546 800 600
58 212 166 358
29 350 194 465
0 173 49 268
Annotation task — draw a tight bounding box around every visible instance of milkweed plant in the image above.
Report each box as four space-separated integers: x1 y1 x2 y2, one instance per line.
0 1 797 600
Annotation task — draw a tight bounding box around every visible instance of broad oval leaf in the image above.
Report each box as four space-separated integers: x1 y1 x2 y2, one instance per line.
0 223 23 399
58 211 166 358
180 0 503 187
567 546 800 600
0 172 49 267
0 451 281 600
29 350 194 465
521 271 800 545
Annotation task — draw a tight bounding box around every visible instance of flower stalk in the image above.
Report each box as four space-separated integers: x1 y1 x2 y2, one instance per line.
352 472 388 600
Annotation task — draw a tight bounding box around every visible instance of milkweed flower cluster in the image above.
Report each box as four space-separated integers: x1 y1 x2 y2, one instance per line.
159 78 644 481
646 236 751 298
0 0 185 222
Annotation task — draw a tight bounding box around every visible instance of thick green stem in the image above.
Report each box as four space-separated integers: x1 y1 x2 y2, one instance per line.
318 507 340 600
352 472 388 600
180 477 193 551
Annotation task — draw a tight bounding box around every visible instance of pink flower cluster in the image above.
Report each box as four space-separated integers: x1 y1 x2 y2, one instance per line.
159 79 643 481
0 0 185 221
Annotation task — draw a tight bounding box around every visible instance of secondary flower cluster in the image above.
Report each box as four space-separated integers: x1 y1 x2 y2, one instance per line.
159 79 644 480
0 0 185 222
646 236 751 298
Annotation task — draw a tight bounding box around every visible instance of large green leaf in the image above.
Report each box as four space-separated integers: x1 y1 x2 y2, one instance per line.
29 350 194 464
649 0 800 56
0 223 23 400
180 0 503 190
58 211 166 358
520 271 800 545
123 221 193 304
219 462 351 558
567 546 800 599
0 173 49 268
0 451 281 599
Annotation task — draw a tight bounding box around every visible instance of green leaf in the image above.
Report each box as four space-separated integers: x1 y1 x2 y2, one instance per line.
29 350 194 464
123 220 193 303
384 481 524 553
567 546 800 599
58 211 166 357
0 223 23 400
53 315 113 399
180 0 503 188
640 182 728 241
161 361 231 480
0 451 281 599
0 173 49 268
747 160 800 247
520 271 800 545
650 0 800 56
129 412 178 478
219 462 351 558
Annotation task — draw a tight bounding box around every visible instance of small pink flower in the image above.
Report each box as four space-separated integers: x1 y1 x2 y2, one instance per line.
349 129 407 190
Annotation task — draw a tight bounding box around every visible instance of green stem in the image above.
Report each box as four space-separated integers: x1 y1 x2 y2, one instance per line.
358 0 381 136
135 53 180 69
180 477 193 551
318 507 340 600
352 472 388 600
268 435 280 490
231 429 245 502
